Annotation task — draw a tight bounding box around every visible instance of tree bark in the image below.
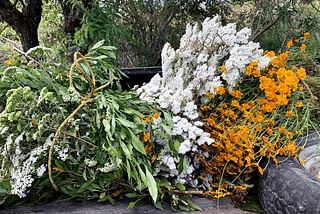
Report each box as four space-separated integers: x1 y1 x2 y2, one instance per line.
0 0 43 52
58 0 92 38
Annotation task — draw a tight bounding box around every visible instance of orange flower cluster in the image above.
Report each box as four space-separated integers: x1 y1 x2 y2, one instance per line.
246 53 306 113
198 47 306 195
141 113 160 160
141 113 159 123
144 142 152 154
144 132 153 153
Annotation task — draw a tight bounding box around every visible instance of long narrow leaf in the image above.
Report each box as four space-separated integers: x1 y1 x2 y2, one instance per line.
130 130 146 155
145 166 158 202
120 141 131 160
117 117 136 128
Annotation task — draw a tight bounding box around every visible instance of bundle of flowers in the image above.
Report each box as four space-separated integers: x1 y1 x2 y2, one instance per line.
0 16 315 211
137 16 314 200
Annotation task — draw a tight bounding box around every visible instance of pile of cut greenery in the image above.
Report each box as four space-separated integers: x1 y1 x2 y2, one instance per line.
0 16 319 211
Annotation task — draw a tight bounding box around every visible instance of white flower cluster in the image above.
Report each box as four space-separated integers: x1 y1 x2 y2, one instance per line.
84 159 97 167
8 133 54 198
156 146 197 186
172 116 214 155
57 147 69 161
36 164 46 177
154 115 215 186
62 87 81 103
138 16 268 114
156 145 179 177
98 158 118 173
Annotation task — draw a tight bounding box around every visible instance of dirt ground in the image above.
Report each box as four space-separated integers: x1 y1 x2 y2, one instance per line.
0 195 262 214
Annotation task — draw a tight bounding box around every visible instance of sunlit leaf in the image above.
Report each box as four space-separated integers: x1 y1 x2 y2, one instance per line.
90 40 105 51
145 166 157 202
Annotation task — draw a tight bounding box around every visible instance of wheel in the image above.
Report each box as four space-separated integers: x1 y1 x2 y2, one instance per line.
257 130 320 214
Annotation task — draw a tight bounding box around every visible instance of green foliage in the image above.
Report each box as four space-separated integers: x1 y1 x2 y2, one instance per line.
72 0 127 51
38 1 65 49
72 0 231 66
0 42 182 206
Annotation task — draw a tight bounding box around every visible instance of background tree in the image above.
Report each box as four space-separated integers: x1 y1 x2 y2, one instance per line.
58 0 92 38
76 0 224 67
0 0 42 52
215 0 320 52
1 0 319 66
0 0 92 53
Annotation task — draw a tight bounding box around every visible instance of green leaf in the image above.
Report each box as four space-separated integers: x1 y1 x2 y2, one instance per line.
106 51 116 59
111 116 116 135
101 94 107 108
95 109 101 129
176 183 186 191
145 166 158 202
93 55 109 60
20 78 36 88
91 183 102 190
120 141 131 160
125 192 142 198
104 141 121 159
107 195 115 205
117 117 136 128
169 140 175 152
98 194 114 204
136 164 146 185
100 192 105 199
130 131 146 155
133 115 142 125
54 159 65 171
163 111 174 128
103 119 114 141
119 129 127 140
124 108 145 118
2 179 11 192
126 159 131 180
161 123 173 135
110 99 119 110
77 180 95 193
178 204 191 211
130 165 140 189
155 130 170 140
0 188 7 196
127 200 139 209
100 46 117 51
183 197 203 211
174 138 180 151
153 200 164 211
160 177 171 192
99 179 105 189
178 155 187 174
122 107 133 114
83 168 88 181
90 40 105 51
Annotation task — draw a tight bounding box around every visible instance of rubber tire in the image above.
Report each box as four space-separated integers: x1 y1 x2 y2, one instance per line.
257 130 320 214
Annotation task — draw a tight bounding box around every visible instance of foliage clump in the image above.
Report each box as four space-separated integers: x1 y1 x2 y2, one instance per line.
0 42 186 207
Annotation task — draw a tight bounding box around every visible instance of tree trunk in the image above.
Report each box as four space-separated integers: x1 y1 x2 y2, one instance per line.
58 0 92 38
0 0 42 52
